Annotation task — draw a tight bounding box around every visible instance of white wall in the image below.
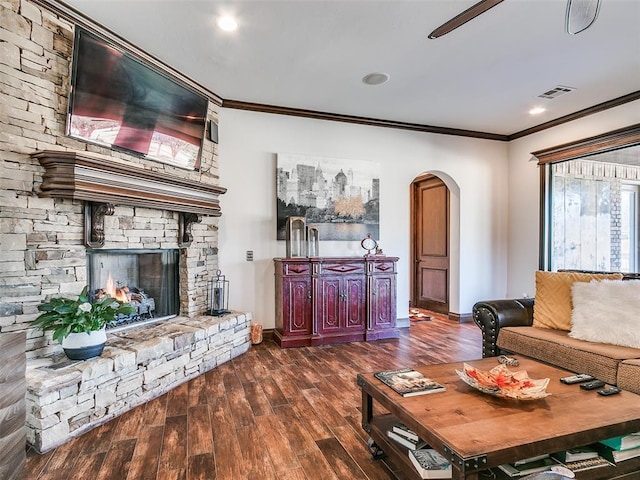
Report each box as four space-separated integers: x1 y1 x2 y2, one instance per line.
217 108 509 329
507 99 640 298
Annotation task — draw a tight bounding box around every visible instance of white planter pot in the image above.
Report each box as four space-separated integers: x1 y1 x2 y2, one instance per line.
61 328 107 360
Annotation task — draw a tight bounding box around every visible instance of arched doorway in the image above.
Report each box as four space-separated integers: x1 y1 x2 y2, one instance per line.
411 174 450 314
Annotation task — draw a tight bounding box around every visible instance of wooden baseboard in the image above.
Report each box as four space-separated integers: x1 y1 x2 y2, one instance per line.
448 312 473 323
262 328 275 342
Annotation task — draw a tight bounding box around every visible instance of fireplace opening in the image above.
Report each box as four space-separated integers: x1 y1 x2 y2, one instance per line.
87 249 179 331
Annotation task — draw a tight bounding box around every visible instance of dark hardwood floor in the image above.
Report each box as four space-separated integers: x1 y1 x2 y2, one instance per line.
25 312 482 480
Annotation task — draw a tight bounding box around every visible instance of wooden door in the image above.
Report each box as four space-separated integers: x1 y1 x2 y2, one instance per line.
412 175 450 313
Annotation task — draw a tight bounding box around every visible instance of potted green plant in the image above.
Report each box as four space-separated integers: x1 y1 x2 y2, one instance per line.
33 286 135 360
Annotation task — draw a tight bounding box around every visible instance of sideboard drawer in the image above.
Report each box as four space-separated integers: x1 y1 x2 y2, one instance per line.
274 260 311 276
320 262 366 275
371 261 396 274
283 262 311 276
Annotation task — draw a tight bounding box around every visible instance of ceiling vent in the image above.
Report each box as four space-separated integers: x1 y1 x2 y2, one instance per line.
538 85 576 99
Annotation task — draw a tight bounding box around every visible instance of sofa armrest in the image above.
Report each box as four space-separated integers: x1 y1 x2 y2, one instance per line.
472 298 535 358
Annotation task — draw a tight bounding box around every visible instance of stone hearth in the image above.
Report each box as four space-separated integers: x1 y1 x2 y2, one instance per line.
26 311 251 453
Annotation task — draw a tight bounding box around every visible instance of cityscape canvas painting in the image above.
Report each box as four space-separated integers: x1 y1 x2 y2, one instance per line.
276 154 380 241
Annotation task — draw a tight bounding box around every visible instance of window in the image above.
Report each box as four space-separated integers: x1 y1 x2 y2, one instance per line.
534 124 640 273
548 161 640 272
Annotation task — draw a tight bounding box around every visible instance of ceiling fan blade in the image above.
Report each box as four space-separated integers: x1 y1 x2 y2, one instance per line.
566 0 601 34
428 0 505 39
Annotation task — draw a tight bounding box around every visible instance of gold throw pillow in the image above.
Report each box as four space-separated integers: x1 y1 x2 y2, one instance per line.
533 270 623 331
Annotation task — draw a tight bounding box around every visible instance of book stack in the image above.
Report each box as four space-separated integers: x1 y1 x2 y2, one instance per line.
408 448 452 479
563 456 613 472
386 423 451 478
597 432 640 463
553 444 612 473
387 423 427 450
498 455 562 477
552 445 600 463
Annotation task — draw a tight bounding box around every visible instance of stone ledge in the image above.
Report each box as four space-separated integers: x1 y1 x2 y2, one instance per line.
25 311 252 453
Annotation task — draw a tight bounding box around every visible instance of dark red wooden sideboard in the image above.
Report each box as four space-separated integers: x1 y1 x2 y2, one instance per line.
274 256 399 347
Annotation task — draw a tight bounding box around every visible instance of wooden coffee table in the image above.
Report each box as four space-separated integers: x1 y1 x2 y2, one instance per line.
357 356 640 480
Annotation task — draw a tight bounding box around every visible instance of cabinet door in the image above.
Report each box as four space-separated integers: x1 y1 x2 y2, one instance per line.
344 276 366 330
283 277 312 335
370 274 396 330
318 276 365 333
318 277 342 334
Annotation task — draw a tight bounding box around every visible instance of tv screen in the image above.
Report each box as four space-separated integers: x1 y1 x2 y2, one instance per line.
67 27 208 170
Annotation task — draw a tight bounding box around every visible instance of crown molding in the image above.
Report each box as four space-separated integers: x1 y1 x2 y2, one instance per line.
509 91 640 141
222 100 509 141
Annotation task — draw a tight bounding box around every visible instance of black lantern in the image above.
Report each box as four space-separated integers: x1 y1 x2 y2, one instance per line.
209 269 230 316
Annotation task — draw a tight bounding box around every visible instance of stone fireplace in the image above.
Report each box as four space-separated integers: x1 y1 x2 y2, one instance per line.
16 152 253 454
17 149 230 357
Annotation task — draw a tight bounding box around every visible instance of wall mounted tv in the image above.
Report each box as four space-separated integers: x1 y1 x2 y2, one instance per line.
67 27 209 170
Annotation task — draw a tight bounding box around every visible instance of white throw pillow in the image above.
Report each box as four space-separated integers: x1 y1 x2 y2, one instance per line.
570 279 640 348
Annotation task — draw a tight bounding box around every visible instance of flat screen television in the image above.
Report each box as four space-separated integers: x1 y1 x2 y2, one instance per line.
67 27 209 170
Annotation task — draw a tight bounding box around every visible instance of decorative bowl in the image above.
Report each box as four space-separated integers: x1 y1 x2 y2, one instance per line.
456 362 551 400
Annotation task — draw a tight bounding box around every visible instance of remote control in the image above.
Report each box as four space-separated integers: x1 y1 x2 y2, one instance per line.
580 380 606 390
598 387 621 396
560 374 595 384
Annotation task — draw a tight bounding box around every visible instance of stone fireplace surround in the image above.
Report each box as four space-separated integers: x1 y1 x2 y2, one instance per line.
19 151 254 453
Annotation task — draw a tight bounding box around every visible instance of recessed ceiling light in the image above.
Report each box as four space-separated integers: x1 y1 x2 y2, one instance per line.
529 107 546 115
217 16 238 32
362 72 390 86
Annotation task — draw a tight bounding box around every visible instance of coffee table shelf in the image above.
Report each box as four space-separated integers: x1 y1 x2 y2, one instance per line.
367 414 423 480
365 409 640 480
358 357 640 480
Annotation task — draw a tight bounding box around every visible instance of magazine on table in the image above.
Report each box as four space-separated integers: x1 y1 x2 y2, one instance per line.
374 368 446 397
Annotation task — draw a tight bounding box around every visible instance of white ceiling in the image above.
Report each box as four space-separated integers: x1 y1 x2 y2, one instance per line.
63 0 640 137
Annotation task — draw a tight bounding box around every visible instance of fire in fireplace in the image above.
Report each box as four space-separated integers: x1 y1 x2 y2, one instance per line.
87 249 179 330
94 274 157 328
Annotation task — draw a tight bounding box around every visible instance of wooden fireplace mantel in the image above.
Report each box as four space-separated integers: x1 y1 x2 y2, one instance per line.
31 150 227 216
